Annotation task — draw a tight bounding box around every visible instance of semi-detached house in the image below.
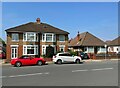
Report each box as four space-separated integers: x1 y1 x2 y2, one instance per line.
5 18 69 62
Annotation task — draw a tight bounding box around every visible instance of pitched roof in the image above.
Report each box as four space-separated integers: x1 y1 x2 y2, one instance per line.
5 22 69 34
69 32 105 46
107 36 120 46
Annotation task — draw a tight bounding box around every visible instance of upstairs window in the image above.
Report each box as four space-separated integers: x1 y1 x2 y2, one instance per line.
12 33 19 41
59 35 65 42
23 32 38 41
46 34 52 42
42 33 56 42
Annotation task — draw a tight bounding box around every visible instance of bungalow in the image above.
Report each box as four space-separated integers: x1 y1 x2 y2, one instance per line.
5 18 69 62
69 32 106 54
107 36 120 54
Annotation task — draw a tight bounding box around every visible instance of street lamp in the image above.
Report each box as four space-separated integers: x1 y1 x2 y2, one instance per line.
104 44 107 60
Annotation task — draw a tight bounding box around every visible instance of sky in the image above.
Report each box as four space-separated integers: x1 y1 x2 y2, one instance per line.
1 2 118 41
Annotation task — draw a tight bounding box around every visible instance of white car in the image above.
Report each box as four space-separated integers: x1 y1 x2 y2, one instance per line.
52 52 82 64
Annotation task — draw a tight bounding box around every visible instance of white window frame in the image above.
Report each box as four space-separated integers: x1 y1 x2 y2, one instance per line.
42 33 56 42
10 45 18 59
23 32 38 42
23 45 38 55
59 35 65 42
59 45 65 52
12 33 19 41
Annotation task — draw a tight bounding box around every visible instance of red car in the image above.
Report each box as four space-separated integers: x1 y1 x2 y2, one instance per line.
11 55 46 67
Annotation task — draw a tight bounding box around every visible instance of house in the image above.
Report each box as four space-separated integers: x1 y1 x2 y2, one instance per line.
0 38 6 59
107 36 120 54
69 32 106 54
5 18 69 62
0 38 3 58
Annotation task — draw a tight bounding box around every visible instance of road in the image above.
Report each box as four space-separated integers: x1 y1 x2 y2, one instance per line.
1 60 119 86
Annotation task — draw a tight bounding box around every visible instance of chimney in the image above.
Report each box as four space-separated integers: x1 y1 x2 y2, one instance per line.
77 31 80 41
36 18 41 24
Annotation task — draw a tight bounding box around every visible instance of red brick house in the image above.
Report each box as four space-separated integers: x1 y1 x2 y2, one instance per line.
5 18 69 62
69 32 106 54
0 38 6 59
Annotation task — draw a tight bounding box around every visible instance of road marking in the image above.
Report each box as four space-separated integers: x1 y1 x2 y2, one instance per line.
72 68 114 73
91 68 114 71
72 69 88 72
0 76 7 78
2 72 49 78
44 72 49 74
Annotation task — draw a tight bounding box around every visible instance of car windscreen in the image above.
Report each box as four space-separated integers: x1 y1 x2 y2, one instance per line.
59 53 72 56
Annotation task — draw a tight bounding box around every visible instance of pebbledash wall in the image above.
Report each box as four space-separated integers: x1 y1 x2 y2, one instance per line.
5 18 69 62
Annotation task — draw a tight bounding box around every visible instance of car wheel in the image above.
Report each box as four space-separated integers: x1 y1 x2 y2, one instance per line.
15 62 22 67
57 59 62 64
76 59 80 64
37 61 42 66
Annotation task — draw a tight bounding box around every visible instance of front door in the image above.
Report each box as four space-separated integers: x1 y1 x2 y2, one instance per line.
11 47 18 59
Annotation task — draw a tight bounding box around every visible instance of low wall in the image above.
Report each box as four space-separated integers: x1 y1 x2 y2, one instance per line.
43 58 53 61
89 54 120 60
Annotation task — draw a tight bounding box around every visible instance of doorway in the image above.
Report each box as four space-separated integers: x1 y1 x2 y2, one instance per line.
11 46 18 59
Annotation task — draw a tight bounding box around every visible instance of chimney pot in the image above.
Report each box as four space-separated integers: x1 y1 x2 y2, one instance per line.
77 31 80 41
36 18 40 24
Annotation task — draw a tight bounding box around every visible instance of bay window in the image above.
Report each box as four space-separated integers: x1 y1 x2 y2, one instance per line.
23 45 38 55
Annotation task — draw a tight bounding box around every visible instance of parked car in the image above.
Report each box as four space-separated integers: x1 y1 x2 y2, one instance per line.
79 52 89 60
52 52 82 64
11 55 46 67
0 52 6 59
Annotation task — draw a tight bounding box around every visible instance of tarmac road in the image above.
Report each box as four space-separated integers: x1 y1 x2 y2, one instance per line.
1 60 119 86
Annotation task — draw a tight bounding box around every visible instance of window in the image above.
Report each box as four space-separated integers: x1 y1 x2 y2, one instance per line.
117 48 119 51
88 47 94 53
59 45 65 52
12 33 19 41
42 34 45 41
54 35 56 41
42 46 46 55
101 48 106 52
84 47 87 52
42 33 56 42
23 45 38 55
23 32 38 41
59 53 71 56
20 55 30 59
59 35 65 42
46 34 52 42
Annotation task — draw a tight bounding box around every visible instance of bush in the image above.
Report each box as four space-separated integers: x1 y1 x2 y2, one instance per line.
68 50 78 56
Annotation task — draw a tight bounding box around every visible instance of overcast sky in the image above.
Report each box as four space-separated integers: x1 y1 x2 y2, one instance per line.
1 2 118 41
